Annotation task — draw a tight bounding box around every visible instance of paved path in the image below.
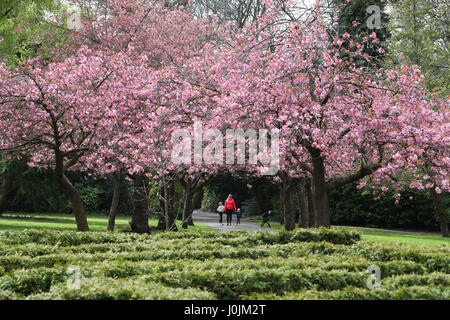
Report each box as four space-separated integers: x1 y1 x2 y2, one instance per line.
194 211 443 237
193 211 272 233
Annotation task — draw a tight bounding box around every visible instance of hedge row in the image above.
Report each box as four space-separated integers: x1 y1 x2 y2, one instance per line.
246 285 450 300
29 278 216 300
0 262 446 299
0 227 360 246
2 243 447 275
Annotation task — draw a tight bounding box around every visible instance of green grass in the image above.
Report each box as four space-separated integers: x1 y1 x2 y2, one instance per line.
250 219 450 247
0 212 214 232
339 225 450 247
1 213 447 246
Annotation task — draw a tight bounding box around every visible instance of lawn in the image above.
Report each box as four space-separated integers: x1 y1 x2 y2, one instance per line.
0 212 214 232
250 219 450 247
1 213 447 247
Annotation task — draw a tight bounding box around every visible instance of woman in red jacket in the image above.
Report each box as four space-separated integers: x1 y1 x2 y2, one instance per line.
224 194 237 226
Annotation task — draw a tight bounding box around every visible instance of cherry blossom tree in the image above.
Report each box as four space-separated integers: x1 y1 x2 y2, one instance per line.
0 47 118 231
206 0 449 230
1 0 447 235
73 0 222 232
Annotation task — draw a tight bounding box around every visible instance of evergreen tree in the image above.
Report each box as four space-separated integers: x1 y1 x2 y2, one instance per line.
332 0 391 69
388 0 449 97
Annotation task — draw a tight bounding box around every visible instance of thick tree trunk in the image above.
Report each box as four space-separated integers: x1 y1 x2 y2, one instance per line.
187 189 199 227
429 188 449 238
167 180 178 231
192 188 203 210
310 150 331 228
107 172 121 231
280 176 297 231
305 178 315 227
182 183 194 229
187 214 194 226
282 186 295 231
54 151 89 231
130 174 150 234
297 179 308 228
59 173 90 231
157 214 166 230
0 169 15 216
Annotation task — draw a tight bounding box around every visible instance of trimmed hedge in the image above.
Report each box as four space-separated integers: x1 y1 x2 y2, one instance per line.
247 285 450 300
29 278 216 300
0 227 360 246
0 229 448 300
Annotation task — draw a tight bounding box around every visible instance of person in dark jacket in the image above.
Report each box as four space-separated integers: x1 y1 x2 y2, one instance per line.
260 210 271 227
236 208 242 225
224 194 237 226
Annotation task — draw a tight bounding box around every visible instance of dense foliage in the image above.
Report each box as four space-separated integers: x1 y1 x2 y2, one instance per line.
0 167 133 214
0 228 448 300
0 0 66 64
332 0 390 69
389 0 449 97
329 183 450 231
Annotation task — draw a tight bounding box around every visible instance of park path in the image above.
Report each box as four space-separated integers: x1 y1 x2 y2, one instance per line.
192 210 272 233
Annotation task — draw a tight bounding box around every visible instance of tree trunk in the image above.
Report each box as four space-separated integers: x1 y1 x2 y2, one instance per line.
187 214 194 226
310 150 331 228
181 183 194 229
297 179 308 228
130 174 150 234
182 183 194 229
59 173 90 231
159 180 178 231
305 178 315 227
54 151 89 231
107 172 121 231
0 169 15 216
280 176 297 231
167 180 178 231
282 186 295 231
192 188 203 210
157 214 166 230
429 188 449 237
188 189 201 226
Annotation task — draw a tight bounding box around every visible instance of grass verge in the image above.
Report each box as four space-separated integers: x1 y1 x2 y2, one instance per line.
0 212 214 232
249 219 450 247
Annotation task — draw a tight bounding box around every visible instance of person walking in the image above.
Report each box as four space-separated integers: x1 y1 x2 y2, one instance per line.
236 208 242 225
260 210 272 227
224 194 237 226
217 202 225 226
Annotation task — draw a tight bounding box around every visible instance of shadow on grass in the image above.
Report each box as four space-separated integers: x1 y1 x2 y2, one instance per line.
0 215 72 223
